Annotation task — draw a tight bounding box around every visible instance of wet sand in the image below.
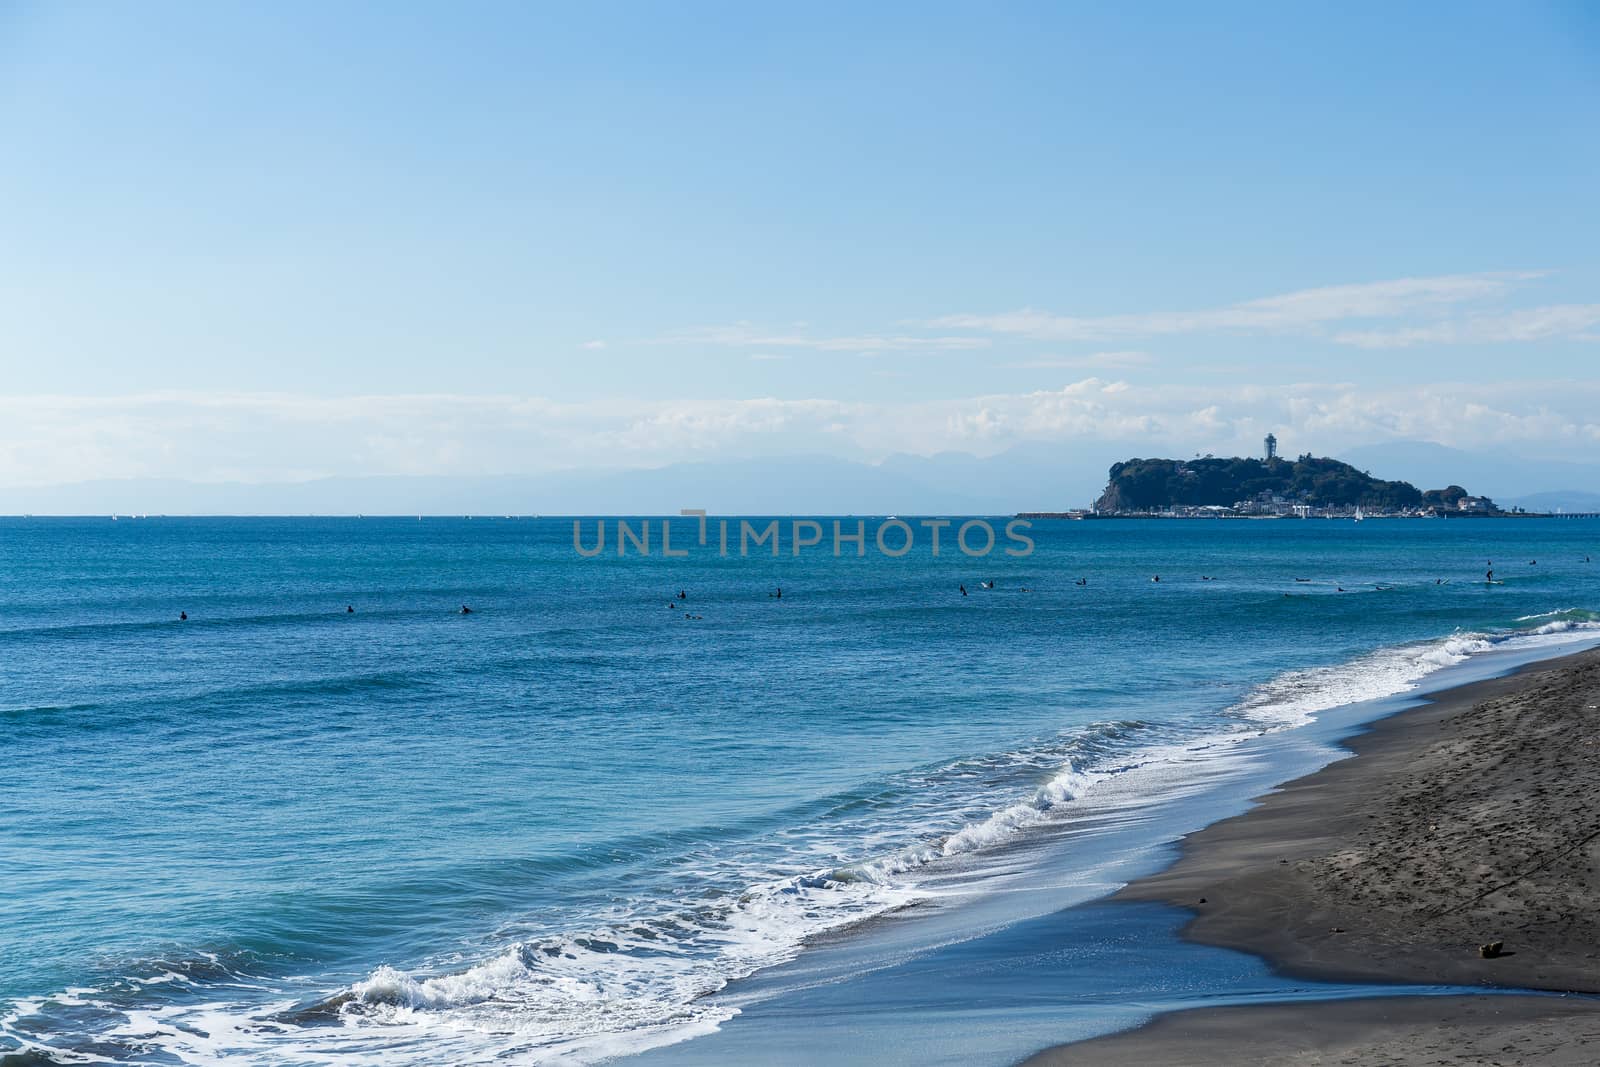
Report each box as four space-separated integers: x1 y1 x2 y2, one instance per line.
1029 647 1600 1064
1027 994 1600 1066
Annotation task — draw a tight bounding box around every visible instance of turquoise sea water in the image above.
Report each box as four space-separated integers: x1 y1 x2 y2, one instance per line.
2 516 1598 1064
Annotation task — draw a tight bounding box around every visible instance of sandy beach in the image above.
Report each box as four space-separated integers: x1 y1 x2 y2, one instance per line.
1031 647 1600 1065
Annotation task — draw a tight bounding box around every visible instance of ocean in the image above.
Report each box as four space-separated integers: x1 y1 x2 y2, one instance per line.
3 515 1598 1065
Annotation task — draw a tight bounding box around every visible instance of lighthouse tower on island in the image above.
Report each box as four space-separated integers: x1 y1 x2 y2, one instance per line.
1264 433 1278 461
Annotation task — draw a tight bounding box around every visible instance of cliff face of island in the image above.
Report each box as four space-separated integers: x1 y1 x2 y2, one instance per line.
1093 455 1487 514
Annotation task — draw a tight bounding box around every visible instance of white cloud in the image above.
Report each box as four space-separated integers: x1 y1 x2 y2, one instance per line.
1333 304 1600 348
927 272 1551 342
639 273 1589 361
579 340 607 350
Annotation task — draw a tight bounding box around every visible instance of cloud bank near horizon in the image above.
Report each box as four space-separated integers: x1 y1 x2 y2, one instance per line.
5 272 1596 490
4 378 1598 488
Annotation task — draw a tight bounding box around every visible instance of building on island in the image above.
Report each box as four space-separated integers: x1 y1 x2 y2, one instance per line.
1264 433 1277 461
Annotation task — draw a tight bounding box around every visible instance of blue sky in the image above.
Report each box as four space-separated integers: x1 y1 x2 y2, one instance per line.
2 1 1598 485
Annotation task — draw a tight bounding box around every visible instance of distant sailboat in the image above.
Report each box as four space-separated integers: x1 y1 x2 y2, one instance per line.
1353 506 1365 523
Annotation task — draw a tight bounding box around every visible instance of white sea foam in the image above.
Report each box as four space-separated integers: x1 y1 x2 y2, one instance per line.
1229 633 1490 729
1229 620 1600 730
1515 608 1600 636
1516 608 1600 623
936 764 1102 857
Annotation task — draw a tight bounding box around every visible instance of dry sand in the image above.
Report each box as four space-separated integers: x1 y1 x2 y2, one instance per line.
1028 647 1600 1065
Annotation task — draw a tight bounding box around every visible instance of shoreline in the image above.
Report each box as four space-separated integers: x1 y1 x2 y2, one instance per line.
1028 645 1600 1064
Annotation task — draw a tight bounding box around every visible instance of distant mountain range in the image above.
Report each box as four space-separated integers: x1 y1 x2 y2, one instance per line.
1336 442 1600 512
6 439 1598 515
1499 490 1600 514
0 444 1147 516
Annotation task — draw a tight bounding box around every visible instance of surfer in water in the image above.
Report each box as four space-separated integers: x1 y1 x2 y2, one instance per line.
346 605 354 614
460 605 474 614
179 611 187 621
959 584 967 596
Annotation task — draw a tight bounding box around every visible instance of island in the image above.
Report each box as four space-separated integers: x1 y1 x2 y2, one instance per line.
1021 452 1525 519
